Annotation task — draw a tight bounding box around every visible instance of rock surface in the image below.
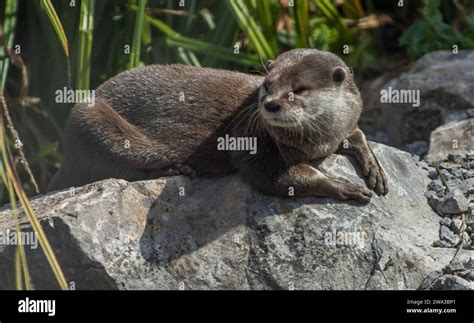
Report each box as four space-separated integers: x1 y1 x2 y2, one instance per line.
426 119 474 163
419 259 474 290
1 143 473 290
379 50 474 148
421 153 473 250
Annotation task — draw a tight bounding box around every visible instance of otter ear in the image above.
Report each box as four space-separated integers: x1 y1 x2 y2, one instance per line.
265 60 274 71
332 67 346 83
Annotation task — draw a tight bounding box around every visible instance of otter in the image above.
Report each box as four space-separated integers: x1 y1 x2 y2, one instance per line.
48 49 388 203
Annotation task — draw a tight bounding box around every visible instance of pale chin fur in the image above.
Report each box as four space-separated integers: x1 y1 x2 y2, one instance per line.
298 88 358 131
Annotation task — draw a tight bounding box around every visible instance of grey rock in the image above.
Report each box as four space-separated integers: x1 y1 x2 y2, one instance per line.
446 179 469 195
448 154 463 163
450 168 463 178
439 162 461 170
466 108 474 118
428 169 438 180
426 119 474 163
0 143 472 290
457 270 474 281
428 179 445 195
365 131 390 145
446 261 466 274
467 178 474 193
379 50 474 148
432 189 470 215
462 258 474 270
450 217 463 233
402 141 428 156
430 275 473 290
462 232 472 245
440 226 461 246
467 215 474 232
421 258 474 289
440 169 454 181
439 217 452 227
462 169 474 179
426 190 440 202
418 270 443 289
432 239 453 248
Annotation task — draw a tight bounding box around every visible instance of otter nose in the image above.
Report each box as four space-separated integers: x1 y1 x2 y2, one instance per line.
264 101 281 113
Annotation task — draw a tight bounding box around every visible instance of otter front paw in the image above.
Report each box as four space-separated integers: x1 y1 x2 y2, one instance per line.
331 179 373 204
175 163 196 178
362 160 388 196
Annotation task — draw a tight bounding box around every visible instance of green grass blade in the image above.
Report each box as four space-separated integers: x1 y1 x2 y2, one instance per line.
129 0 147 68
226 0 276 60
14 247 23 290
166 37 260 67
1 116 32 290
1 112 68 291
142 13 260 67
12 175 69 290
293 0 310 47
39 0 69 57
314 0 349 34
199 8 216 31
8 179 32 290
255 0 277 50
0 0 18 90
76 0 95 90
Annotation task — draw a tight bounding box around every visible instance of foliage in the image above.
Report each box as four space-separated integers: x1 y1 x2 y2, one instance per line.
1 0 68 290
400 0 474 58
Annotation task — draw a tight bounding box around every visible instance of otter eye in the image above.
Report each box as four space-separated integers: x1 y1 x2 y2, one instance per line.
332 67 346 83
293 85 310 93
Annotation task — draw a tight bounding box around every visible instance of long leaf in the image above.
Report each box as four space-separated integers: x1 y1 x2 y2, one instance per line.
0 117 31 290
129 0 147 68
40 0 69 57
11 175 69 290
0 0 18 90
226 0 276 60
0 115 68 290
142 13 261 67
293 0 310 47
76 0 95 90
255 0 277 50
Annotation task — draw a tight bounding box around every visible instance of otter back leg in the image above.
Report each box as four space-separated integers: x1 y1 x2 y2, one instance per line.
70 99 175 171
337 128 388 195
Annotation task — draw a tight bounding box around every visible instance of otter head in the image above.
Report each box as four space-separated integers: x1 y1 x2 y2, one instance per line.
258 49 362 144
